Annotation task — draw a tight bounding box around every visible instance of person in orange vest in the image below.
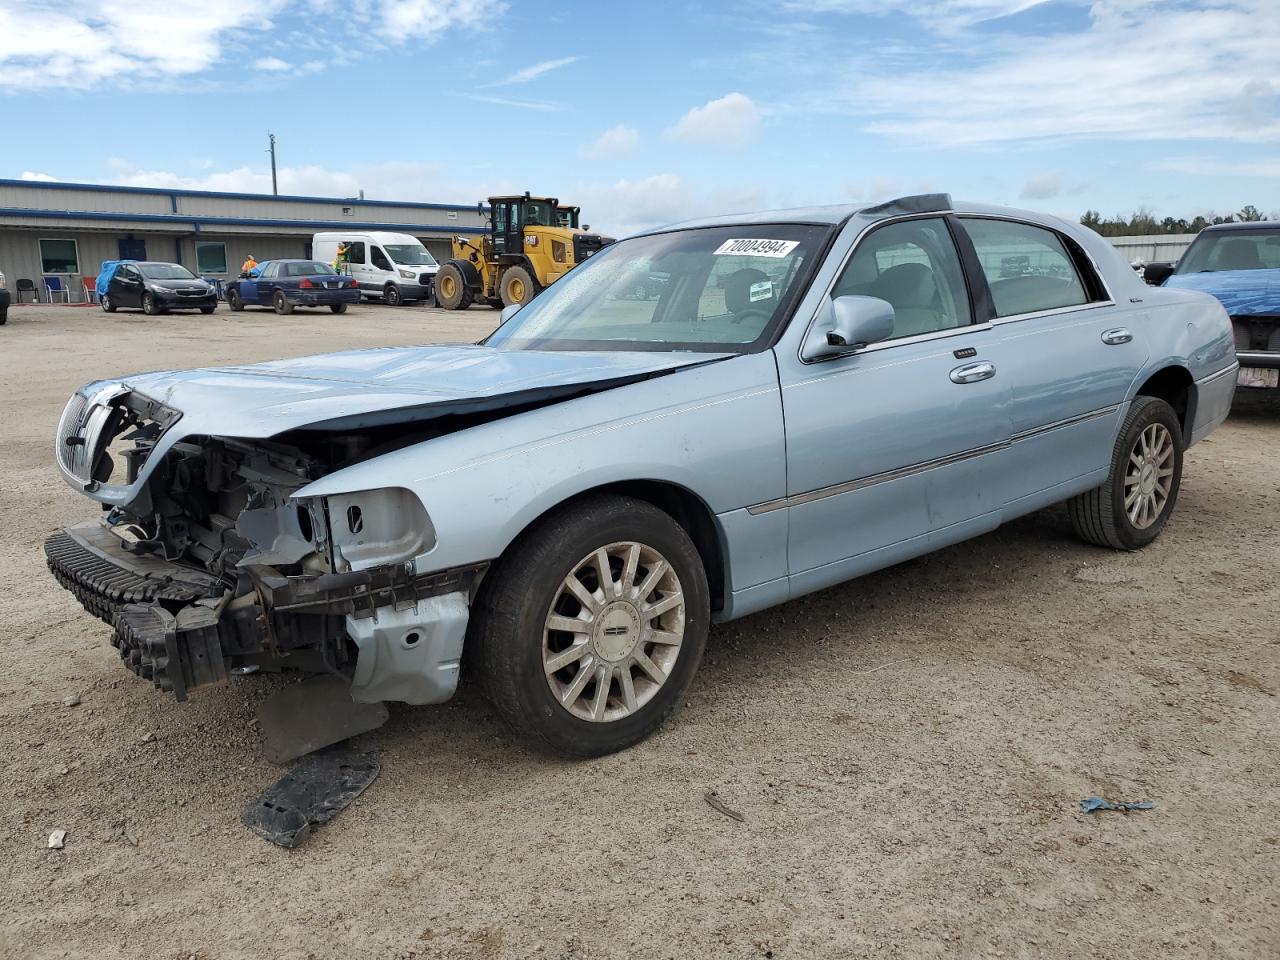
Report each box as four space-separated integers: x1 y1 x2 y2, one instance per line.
240 253 257 276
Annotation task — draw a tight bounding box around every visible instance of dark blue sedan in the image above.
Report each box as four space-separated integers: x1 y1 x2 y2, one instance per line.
225 260 361 315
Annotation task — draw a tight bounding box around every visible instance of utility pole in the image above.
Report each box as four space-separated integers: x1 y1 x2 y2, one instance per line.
267 132 278 196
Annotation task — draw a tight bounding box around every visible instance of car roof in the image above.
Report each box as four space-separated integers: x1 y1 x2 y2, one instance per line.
630 194 1077 236
1201 220 1280 233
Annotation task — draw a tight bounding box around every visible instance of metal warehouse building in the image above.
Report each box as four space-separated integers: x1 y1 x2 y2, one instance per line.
0 178 487 300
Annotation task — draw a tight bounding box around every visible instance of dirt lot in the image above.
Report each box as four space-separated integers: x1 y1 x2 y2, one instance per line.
1 302 1277 960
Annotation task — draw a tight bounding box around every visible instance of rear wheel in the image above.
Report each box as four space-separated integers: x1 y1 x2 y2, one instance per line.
435 263 473 310
329 303 348 314
100 295 116 313
500 266 538 307
1069 396 1183 550
383 284 402 307
273 290 293 315
470 494 709 757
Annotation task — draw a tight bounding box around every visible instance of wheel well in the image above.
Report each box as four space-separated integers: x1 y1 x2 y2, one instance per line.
523 481 728 614
1135 366 1195 440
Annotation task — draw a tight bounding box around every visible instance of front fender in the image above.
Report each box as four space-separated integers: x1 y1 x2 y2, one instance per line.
294 351 786 578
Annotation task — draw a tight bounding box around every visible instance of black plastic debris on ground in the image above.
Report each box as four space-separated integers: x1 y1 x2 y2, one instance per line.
242 749 380 848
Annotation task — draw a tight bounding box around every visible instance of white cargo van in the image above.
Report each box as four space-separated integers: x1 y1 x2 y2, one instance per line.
312 231 438 305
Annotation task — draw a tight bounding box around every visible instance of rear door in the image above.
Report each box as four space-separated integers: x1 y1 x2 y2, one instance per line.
958 217 1149 505
112 264 143 307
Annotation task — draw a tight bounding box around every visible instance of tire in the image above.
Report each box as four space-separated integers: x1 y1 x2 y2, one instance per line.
329 303 348 314
227 289 244 312
142 293 160 316
383 284 402 307
500 266 537 308
273 290 293 315
434 263 473 310
100 296 116 313
470 494 710 757
1068 396 1184 550
199 306 215 315
486 298 505 310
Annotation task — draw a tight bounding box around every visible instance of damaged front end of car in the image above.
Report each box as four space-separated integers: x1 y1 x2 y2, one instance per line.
45 380 484 703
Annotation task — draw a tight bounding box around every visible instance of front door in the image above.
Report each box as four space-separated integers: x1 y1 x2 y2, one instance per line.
958 217 1149 504
118 238 146 261
776 216 1014 588
492 201 522 257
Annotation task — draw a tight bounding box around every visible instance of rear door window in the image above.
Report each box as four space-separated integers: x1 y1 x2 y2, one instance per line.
345 241 366 264
961 219 1096 318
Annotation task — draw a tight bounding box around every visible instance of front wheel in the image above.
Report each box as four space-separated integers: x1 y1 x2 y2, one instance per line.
199 305 215 315
1069 396 1183 550
226 289 244 312
273 290 293 315
383 284 402 307
142 293 160 315
329 302 348 314
470 494 709 757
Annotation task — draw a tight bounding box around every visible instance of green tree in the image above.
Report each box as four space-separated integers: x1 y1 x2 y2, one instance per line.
1238 204 1263 222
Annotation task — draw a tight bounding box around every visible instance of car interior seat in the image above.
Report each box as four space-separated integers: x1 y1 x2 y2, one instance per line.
722 268 774 322
868 261 945 337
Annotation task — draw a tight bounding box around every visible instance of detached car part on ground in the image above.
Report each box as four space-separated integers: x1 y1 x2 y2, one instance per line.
1143 221 1280 390
46 194 1238 757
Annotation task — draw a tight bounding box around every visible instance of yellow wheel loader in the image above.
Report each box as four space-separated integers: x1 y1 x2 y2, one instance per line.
435 194 614 310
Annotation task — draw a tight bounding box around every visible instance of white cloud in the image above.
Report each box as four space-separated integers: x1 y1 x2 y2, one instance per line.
254 57 290 71
582 125 639 161
665 93 761 149
20 171 59 182
572 174 767 238
100 158 501 205
0 0 502 89
1020 172 1064 200
784 0 1054 28
1158 156 1280 179
491 56 579 86
463 93 563 112
842 0 1280 145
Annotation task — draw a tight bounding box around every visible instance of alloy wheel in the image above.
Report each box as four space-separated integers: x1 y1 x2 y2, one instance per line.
1124 422 1175 529
542 541 686 723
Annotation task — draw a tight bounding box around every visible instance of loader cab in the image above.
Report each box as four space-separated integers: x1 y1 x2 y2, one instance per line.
490 195 559 258
555 206 580 230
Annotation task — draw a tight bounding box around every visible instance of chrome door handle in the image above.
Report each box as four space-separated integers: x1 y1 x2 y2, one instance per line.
1102 328 1133 345
949 361 996 384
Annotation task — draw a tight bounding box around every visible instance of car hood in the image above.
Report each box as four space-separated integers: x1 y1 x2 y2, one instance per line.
147 278 211 291
1164 268 1280 317
120 343 731 437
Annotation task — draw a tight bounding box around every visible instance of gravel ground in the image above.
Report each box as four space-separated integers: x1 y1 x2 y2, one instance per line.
1 302 1277 960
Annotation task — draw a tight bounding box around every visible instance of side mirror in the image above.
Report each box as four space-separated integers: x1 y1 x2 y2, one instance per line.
500 303 522 325
807 295 896 358
1142 262 1174 286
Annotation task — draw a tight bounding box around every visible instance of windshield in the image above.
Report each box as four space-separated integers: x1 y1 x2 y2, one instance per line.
1176 228 1280 274
138 263 196 280
486 223 831 353
385 244 437 266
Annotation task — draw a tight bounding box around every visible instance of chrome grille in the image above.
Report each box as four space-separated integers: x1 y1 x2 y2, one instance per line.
56 393 91 481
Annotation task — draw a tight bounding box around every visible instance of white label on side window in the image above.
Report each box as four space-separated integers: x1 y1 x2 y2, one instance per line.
749 280 773 302
713 238 798 258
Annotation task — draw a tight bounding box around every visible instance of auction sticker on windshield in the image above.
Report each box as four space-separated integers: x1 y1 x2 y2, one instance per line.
713 239 799 258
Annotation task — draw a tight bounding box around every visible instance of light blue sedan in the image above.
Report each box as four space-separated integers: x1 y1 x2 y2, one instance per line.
46 194 1237 756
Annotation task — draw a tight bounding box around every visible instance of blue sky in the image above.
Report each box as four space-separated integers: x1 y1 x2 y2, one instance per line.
2 0 1278 235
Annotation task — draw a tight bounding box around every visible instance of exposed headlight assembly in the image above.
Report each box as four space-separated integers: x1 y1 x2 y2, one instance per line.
304 487 436 573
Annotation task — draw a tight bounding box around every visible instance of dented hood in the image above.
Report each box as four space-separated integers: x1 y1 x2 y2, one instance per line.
120 343 730 437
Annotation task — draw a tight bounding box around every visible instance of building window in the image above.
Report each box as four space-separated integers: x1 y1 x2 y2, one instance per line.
39 238 79 275
196 241 228 274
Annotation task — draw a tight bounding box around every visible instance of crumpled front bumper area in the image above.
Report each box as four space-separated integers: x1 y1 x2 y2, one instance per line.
45 523 245 699
46 521 487 703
